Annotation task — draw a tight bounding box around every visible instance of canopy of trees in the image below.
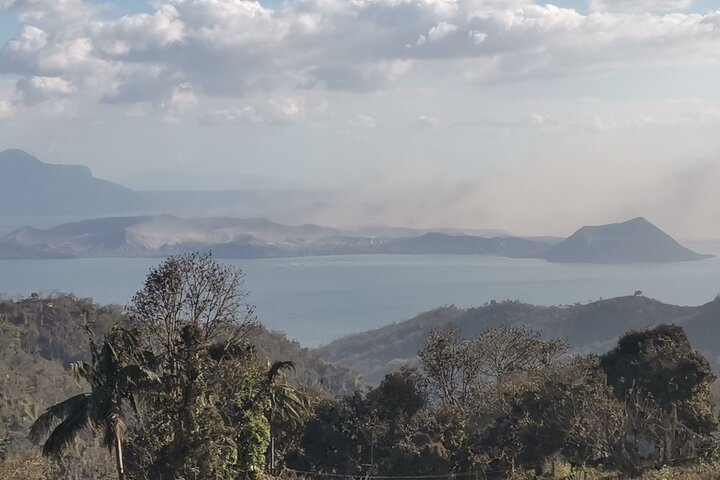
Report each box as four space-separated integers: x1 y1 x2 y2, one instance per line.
1 253 719 479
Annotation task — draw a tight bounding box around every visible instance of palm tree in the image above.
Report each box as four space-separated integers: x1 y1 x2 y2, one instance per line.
262 360 308 473
30 325 157 480
264 361 307 422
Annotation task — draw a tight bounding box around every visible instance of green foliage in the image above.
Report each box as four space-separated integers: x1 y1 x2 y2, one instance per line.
0 294 121 366
4 261 720 480
122 253 299 480
29 324 159 480
0 313 115 479
602 325 716 413
601 324 717 470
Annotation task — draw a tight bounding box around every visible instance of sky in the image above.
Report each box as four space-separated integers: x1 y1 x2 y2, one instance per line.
1 0 720 238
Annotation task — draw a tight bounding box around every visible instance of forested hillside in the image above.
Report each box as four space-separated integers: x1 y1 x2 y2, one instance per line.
319 295 720 383
3 255 720 479
0 289 362 479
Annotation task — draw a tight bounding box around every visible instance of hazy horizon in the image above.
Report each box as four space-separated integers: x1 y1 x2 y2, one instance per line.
2 0 720 238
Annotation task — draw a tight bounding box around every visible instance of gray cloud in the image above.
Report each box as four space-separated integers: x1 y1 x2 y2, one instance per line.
15 75 75 104
2 0 720 106
588 0 694 13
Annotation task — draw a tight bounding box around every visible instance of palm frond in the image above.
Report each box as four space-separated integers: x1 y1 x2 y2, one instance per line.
29 393 91 443
118 364 162 408
70 362 93 385
82 318 99 364
269 384 308 421
267 360 295 384
40 399 90 456
101 413 127 451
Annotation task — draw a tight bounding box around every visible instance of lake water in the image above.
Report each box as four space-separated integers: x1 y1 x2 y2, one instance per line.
1 255 720 347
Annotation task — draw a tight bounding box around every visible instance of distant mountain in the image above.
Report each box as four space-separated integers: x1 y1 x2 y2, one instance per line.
0 215 557 259
0 149 335 219
0 149 140 216
542 217 711 264
0 215 346 259
312 232 554 257
316 295 720 383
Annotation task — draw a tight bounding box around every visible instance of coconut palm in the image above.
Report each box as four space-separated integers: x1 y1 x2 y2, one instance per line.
264 361 307 422
30 325 157 480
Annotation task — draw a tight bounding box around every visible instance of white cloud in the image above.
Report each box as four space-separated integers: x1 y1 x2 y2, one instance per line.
0 0 98 27
585 99 720 131
2 0 719 107
0 100 13 120
16 75 76 104
4 25 47 53
427 21 459 42
90 5 185 56
588 0 694 13
347 113 377 128
199 98 311 126
166 83 198 111
417 115 442 127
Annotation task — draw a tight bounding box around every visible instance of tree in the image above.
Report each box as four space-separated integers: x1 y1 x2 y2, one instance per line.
30 325 155 480
418 328 483 407
477 356 625 476
126 251 256 376
366 367 427 421
419 326 568 409
471 325 569 382
419 326 571 476
601 325 717 468
123 252 297 480
289 369 434 477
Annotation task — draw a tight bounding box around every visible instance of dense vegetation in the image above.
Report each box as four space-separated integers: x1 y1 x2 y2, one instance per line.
318 295 720 383
2 253 720 479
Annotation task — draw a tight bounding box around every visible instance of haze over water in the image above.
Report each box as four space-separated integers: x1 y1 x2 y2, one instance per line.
2 255 719 346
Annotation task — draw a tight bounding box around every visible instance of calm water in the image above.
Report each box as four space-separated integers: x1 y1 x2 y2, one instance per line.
1 255 720 346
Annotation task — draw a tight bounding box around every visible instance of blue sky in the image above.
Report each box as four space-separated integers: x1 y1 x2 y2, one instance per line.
1 0 720 237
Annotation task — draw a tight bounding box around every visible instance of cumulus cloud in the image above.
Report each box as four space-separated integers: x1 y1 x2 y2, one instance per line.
347 114 377 128
0 100 12 120
16 75 75 104
89 5 184 56
1 0 719 109
588 0 694 13
199 98 313 126
586 99 720 131
0 0 98 27
483 113 559 129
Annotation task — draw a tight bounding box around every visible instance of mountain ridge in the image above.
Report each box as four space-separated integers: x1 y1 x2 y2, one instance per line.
0 149 139 216
0 150 711 263
0 149 332 219
542 216 711 264
0 214 557 259
316 295 720 383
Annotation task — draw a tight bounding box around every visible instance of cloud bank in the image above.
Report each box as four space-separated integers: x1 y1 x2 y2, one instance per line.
1 0 719 115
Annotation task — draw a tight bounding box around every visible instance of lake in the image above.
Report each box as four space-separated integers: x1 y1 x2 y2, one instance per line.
1 255 720 346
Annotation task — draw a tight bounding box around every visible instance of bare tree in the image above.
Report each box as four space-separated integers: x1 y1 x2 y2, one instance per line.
126 251 257 377
471 325 569 382
419 326 568 408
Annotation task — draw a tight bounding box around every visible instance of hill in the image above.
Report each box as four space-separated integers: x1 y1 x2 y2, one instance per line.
0 294 362 395
0 293 362 478
316 295 719 383
0 215 556 259
0 149 139 216
0 149 332 220
542 217 711 264
0 215 344 259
